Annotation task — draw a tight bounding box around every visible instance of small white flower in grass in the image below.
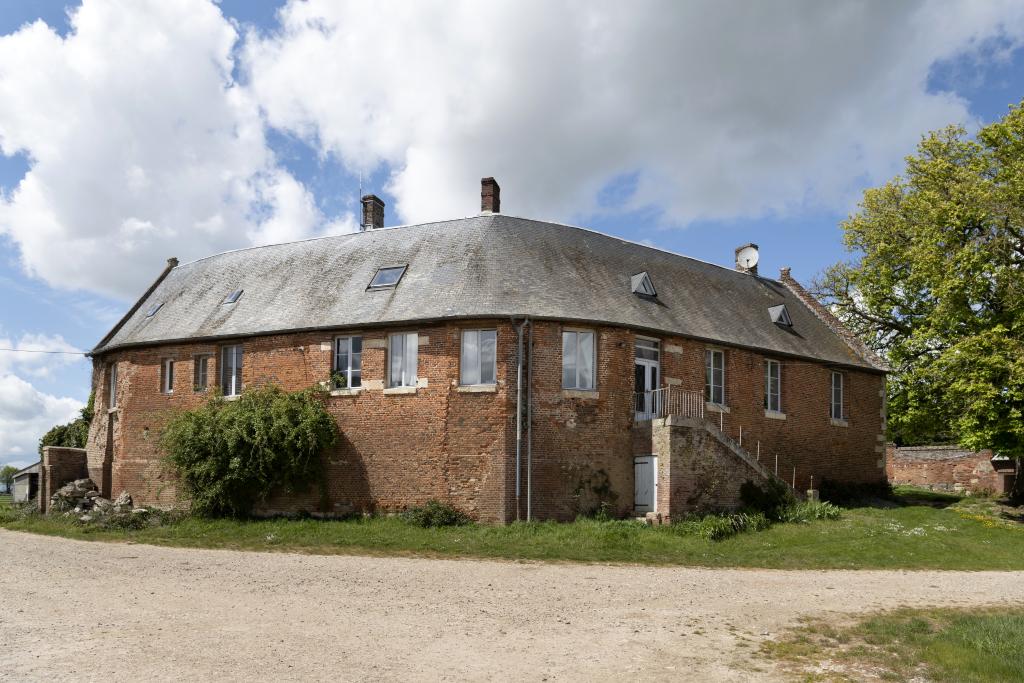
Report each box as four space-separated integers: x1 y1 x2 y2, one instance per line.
266 533 278 542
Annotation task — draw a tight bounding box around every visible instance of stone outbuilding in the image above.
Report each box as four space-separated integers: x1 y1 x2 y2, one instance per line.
886 444 1017 495
82 178 889 522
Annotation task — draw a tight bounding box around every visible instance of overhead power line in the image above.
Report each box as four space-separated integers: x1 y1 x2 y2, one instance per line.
0 348 87 355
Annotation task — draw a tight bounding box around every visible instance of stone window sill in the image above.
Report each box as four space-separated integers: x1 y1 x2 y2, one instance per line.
706 402 730 414
383 386 418 395
330 387 364 397
456 384 497 393
765 410 787 420
830 418 849 427
224 394 241 402
107 407 120 415
562 389 599 399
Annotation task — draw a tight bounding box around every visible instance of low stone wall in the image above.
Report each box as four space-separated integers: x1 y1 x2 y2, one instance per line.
885 444 1014 494
39 447 88 513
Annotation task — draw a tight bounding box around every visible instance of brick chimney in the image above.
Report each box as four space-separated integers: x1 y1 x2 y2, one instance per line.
361 194 385 230
481 177 500 214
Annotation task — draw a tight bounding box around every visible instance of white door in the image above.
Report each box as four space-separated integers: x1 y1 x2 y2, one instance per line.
634 455 657 513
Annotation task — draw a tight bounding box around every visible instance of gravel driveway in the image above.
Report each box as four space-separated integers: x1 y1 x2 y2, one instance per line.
2 529 1023 682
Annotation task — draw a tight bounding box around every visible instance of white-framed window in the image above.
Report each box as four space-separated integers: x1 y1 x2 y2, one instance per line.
705 349 724 405
764 359 781 412
388 332 418 388
831 371 844 420
107 362 118 409
460 329 497 386
193 355 211 392
221 345 243 396
161 358 175 394
562 330 595 390
333 336 363 389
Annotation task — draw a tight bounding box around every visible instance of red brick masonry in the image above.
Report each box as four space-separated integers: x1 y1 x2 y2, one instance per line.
886 444 1017 495
87 319 886 522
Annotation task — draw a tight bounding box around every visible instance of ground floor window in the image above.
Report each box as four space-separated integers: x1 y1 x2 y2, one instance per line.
221 345 243 396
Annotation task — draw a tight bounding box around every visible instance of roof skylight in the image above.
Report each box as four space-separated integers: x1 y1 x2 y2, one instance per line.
368 265 407 289
769 304 792 326
222 289 244 305
631 271 657 298
145 302 163 317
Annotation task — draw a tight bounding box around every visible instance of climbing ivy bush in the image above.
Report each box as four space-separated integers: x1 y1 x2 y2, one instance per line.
161 385 337 517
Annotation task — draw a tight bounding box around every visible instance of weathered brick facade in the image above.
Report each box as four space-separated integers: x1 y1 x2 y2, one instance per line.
86 316 885 522
886 444 1016 494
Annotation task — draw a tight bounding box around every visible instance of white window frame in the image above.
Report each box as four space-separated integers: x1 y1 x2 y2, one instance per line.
193 354 211 392
764 359 781 413
161 358 175 394
108 363 118 409
562 330 596 390
221 345 243 397
705 349 725 405
460 329 497 386
831 371 844 420
333 336 363 389
388 332 418 388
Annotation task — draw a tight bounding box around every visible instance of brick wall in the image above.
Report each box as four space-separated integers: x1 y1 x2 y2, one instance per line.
886 444 1013 494
39 446 88 513
87 318 885 522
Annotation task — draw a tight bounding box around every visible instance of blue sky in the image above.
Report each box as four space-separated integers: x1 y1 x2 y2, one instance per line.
0 0 1022 468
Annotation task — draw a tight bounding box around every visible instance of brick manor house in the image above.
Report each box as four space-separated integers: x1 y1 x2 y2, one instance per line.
82 178 888 522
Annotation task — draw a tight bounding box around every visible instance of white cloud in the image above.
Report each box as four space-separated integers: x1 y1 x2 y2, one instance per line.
0 0 354 300
0 332 84 379
245 0 1024 227
0 373 83 467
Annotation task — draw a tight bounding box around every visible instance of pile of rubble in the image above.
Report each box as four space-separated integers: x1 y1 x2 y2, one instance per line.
49 478 146 522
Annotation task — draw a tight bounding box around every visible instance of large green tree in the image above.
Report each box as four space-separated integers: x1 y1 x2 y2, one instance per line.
1 465 18 494
815 103 1024 501
38 393 94 455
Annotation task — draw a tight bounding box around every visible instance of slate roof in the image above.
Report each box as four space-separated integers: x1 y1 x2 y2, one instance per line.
93 214 884 371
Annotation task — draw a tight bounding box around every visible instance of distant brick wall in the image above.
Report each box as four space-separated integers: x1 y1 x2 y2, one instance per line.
87 318 885 522
886 444 1013 494
39 447 88 513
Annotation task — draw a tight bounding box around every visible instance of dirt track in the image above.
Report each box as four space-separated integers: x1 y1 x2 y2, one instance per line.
2 529 1023 681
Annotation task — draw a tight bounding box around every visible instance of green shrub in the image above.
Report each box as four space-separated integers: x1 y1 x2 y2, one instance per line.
161 385 337 517
778 501 842 523
740 478 797 520
402 500 471 528
820 478 893 506
674 511 771 541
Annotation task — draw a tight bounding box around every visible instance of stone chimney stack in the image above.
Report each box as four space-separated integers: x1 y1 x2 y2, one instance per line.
734 243 759 275
361 194 385 230
481 177 500 214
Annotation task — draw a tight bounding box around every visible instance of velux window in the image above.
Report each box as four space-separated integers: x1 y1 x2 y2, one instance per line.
831 371 844 420
145 302 163 317
333 336 362 389
562 330 595 390
705 349 724 405
764 359 781 412
461 330 496 385
221 345 243 396
193 355 211 392
161 359 175 394
388 332 418 387
369 265 406 289
222 289 243 305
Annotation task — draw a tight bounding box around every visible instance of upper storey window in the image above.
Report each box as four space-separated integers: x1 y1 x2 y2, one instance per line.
368 265 407 289
631 272 657 298
222 289 244 305
562 330 595 390
221 345 243 396
461 330 497 386
388 332 418 387
107 363 118 409
705 349 724 405
769 304 792 326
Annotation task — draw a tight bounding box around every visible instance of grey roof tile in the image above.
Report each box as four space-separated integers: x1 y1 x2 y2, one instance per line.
94 214 882 371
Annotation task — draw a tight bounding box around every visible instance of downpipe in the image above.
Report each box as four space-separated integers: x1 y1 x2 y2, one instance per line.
512 318 531 521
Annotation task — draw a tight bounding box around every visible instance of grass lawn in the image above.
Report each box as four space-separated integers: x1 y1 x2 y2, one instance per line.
2 487 1023 569
763 607 1024 682
0 493 11 507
